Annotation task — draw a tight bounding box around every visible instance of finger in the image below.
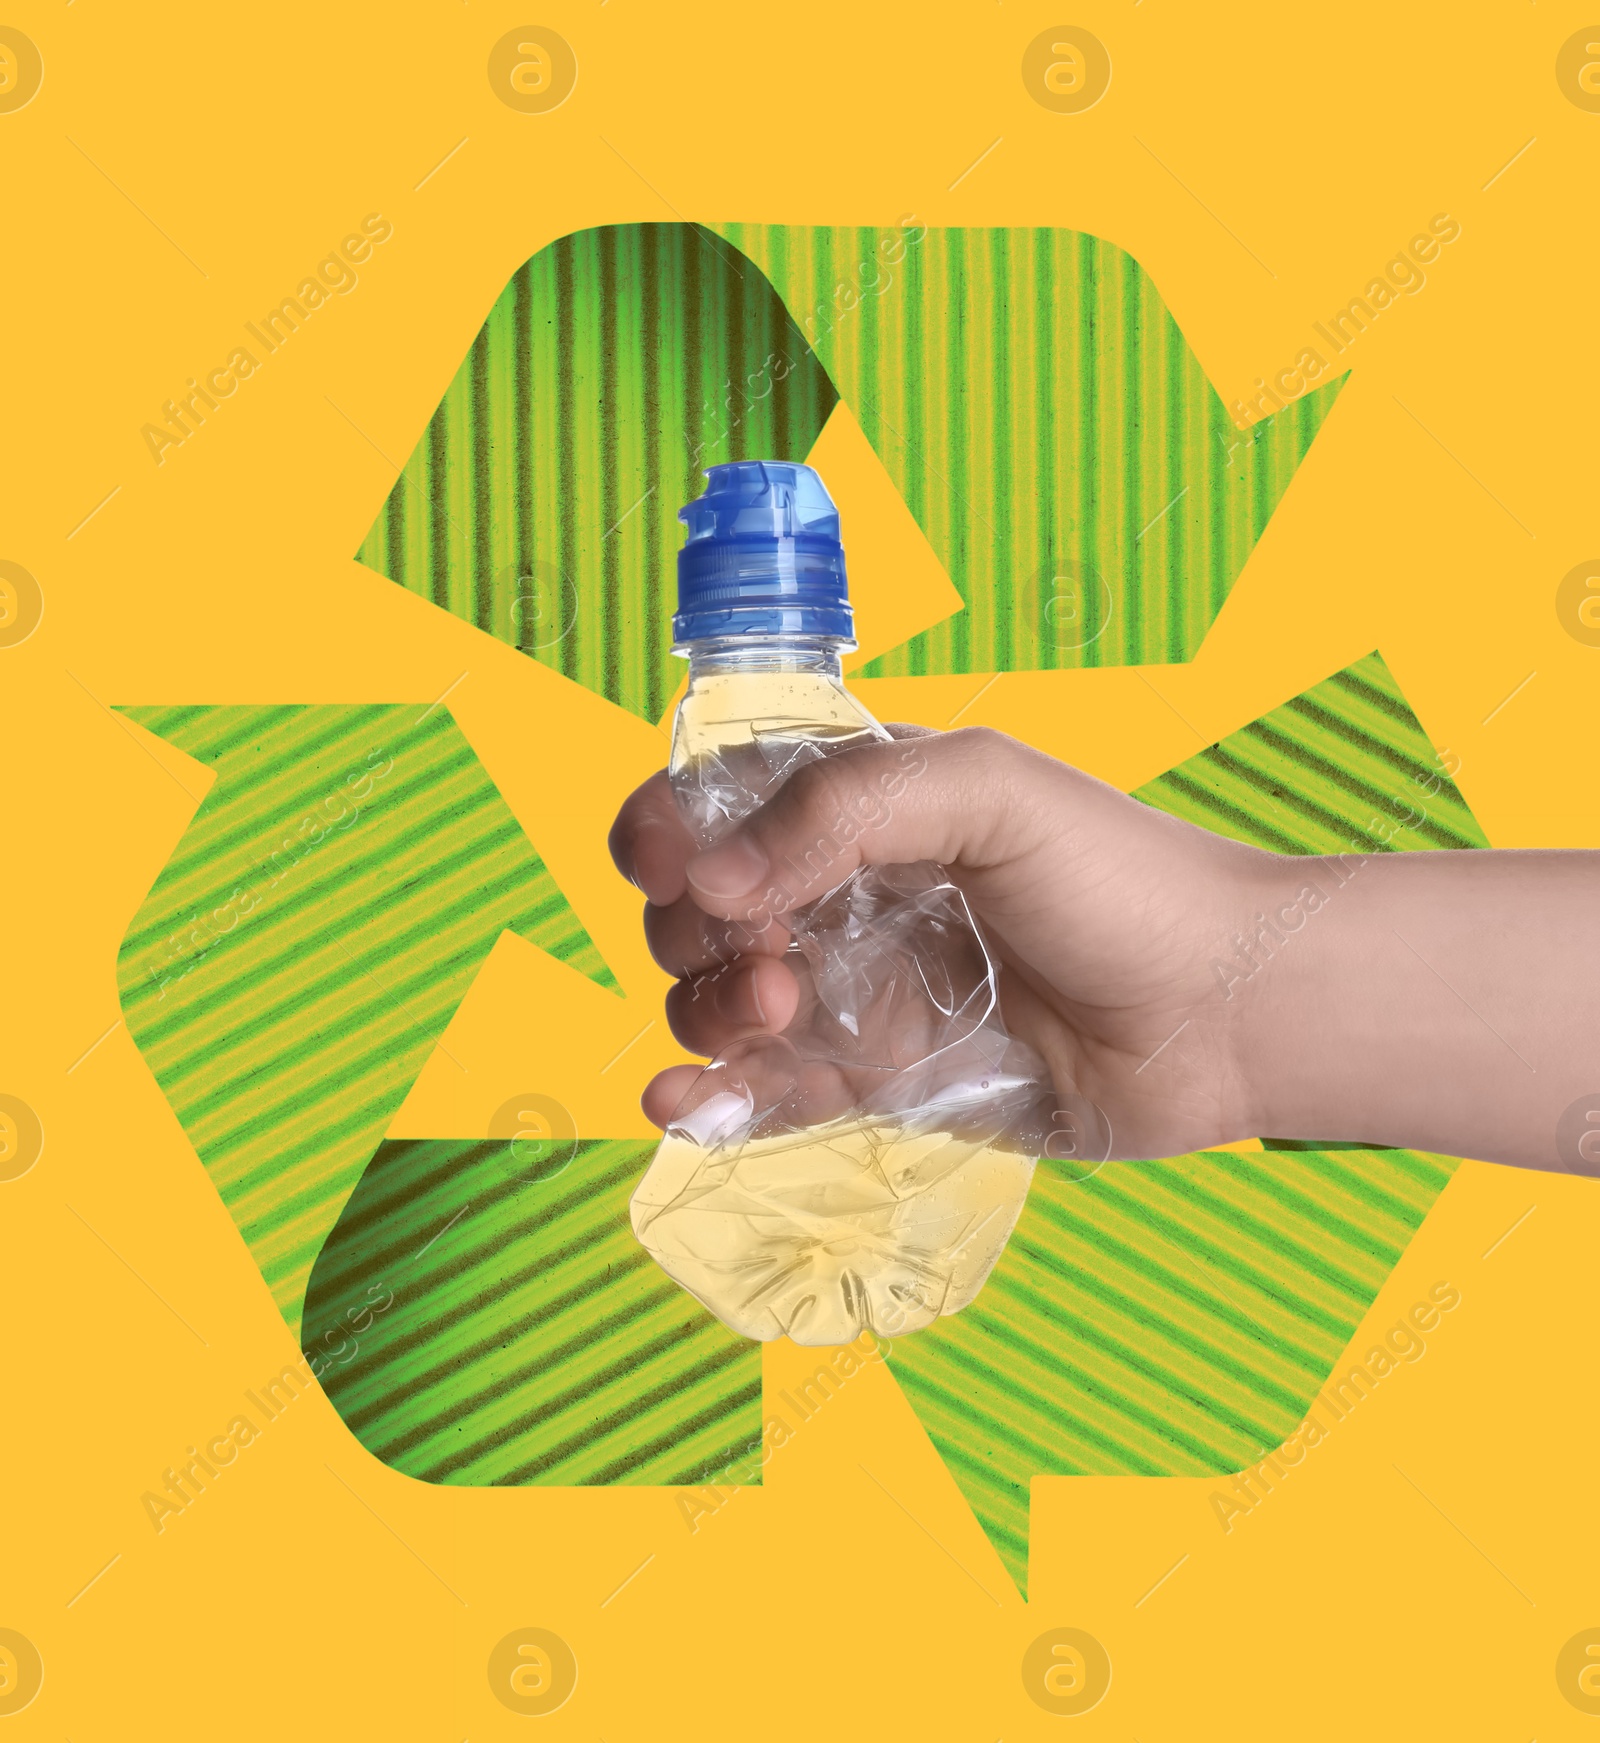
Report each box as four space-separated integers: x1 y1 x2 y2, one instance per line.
642 893 792 979
662 955 801 1055
682 726 1063 924
608 770 697 906
642 1063 702 1128
609 731 936 907
611 729 939 908
643 1047 861 1133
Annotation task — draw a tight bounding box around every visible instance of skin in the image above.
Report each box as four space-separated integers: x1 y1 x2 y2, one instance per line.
609 724 1600 1174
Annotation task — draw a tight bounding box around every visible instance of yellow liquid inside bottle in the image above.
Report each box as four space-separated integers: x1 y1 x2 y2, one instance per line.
630 635 1045 1345
631 1115 1035 1345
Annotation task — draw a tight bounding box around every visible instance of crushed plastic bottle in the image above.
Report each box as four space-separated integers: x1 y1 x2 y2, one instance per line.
629 461 1052 1345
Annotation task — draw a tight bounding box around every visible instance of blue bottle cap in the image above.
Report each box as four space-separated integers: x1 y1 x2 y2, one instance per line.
674 460 854 647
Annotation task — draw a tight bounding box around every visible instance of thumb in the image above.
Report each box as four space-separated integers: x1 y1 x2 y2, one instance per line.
683 726 1055 926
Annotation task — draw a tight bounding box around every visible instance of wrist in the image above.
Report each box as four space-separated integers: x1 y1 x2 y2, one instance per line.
1224 845 1389 1145
1226 845 1578 1166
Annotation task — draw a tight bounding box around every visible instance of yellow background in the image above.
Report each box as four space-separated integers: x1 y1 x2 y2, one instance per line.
4 2 1598 1734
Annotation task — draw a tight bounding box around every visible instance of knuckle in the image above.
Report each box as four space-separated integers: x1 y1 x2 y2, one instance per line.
795 754 888 850
664 978 714 1048
763 756 865 855
640 902 682 971
791 751 861 823
605 814 635 877
948 723 1012 761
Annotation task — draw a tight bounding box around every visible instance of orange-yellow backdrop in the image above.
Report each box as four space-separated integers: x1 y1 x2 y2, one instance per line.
3 3 1599 1736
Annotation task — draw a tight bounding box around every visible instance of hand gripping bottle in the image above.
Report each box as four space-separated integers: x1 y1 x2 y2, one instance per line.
629 461 1052 1345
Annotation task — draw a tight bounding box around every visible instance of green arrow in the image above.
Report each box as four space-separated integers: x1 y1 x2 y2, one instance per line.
116 703 616 1335
885 652 1486 1596
354 223 839 725
302 1136 761 1491
718 221 1346 675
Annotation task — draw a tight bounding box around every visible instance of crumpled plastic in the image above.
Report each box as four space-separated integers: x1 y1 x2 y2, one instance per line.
630 723 1053 1345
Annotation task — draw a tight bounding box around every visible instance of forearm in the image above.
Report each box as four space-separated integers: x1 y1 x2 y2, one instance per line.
1238 847 1600 1171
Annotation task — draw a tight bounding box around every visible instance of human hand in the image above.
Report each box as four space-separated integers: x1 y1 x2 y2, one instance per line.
613 722 1600 1173
610 725 1284 1159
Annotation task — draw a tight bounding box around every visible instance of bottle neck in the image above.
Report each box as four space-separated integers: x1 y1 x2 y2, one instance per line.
679 635 850 683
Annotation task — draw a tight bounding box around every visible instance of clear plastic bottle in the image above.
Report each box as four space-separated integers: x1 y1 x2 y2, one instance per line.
629 461 1050 1346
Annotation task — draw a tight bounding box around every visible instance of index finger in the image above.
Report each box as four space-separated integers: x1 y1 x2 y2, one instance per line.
608 770 697 907
610 727 932 907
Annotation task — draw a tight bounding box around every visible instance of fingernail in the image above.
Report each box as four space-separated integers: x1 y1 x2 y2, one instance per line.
714 965 767 1027
687 833 768 899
